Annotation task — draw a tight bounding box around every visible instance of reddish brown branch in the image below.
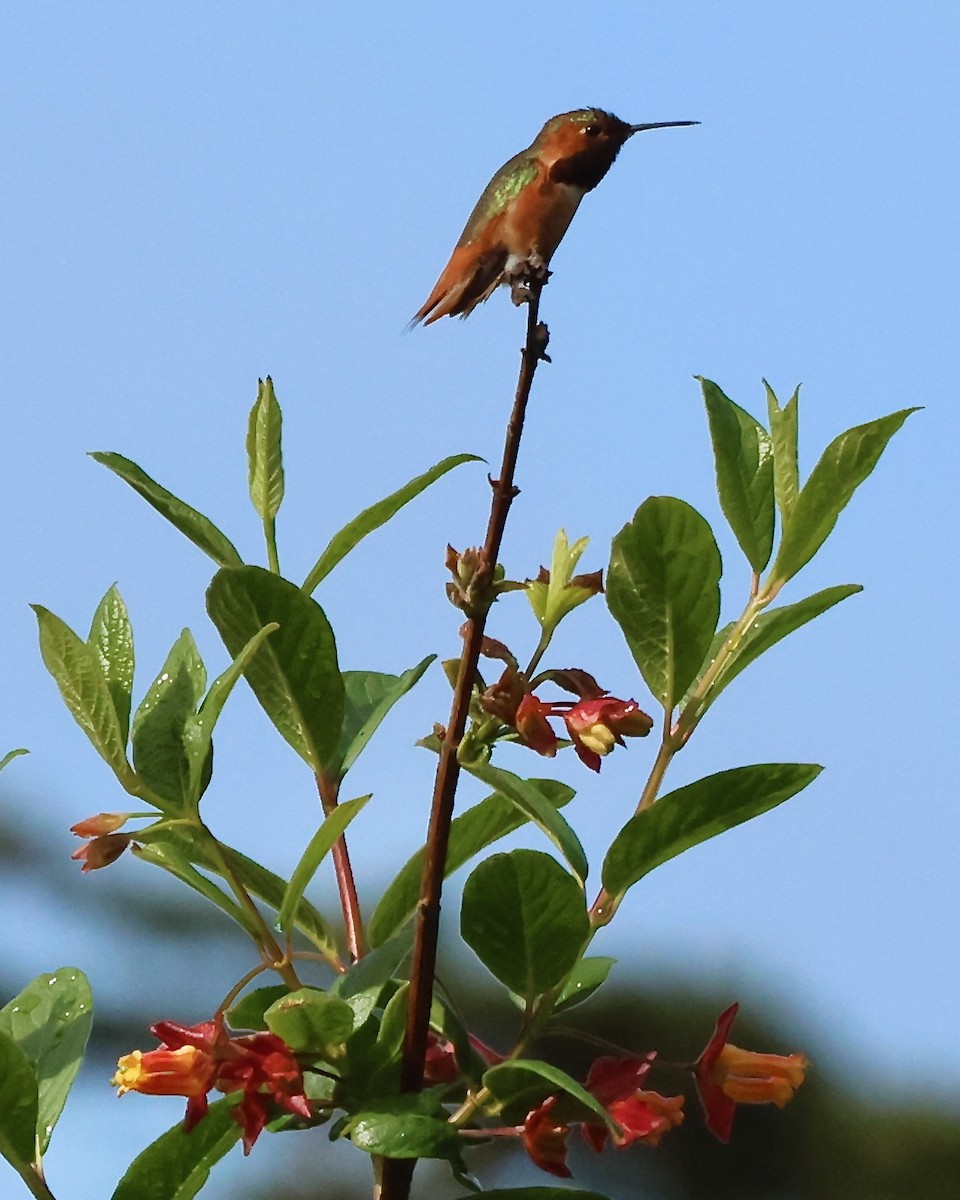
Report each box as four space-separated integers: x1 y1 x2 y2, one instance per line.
380 283 549 1200
316 771 364 963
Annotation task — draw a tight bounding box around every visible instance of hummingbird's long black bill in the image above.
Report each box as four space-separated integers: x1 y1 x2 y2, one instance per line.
628 121 700 135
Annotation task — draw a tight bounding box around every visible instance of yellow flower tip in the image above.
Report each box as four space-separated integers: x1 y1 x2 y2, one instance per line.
715 1044 808 1107
111 1050 144 1093
577 724 617 756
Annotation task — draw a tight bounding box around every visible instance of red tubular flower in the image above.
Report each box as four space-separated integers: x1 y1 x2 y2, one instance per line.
522 1096 571 1178
422 1033 459 1085
113 1018 312 1154
583 1055 684 1150
564 697 653 772
694 1003 808 1143
515 693 559 757
71 833 130 872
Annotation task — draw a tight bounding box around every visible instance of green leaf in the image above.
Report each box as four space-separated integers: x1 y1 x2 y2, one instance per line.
0 1030 39 1172
33 605 135 788
302 453 482 593
525 529 596 629
0 749 28 774
182 623 278 804
765 381 800 521
131 630 206 812
225 985 288 1031
376 982 410 1058
278 794 371 932
689 585 863 708
554 957 616 1013
264 987 356 1053
463 763 587 885
602 763 822 900
461 850 589 1000
88 585 135 744
335 657 435 780
607 497 722 712
91 451 243 568
246 377 284 521
348 1098 461 1160
770 408 918 585
333 930 413 999
700 378 775 573
135 824 336 956
0 968 93 1154
483 1060 615 1132
132 836 253 934
368 778 574 948
207 566 344 772
111 1097 240 1200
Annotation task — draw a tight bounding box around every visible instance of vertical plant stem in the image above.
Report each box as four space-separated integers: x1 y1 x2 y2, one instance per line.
380 284 549 1200
316 772 365 962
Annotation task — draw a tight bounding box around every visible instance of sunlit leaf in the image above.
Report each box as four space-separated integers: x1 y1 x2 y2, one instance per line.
701 378 774 573
554 957 617 1013
88 585 135 743
302 454 482 593
602 763 822 900
0 1030 39 1173
770 408 918 585
483 1060 615 1131
91 451 243 568
246 377 284 521
33 605 135 788
765 381 800 521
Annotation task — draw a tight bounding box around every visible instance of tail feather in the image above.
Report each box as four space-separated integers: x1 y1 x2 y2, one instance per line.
412 244 509 325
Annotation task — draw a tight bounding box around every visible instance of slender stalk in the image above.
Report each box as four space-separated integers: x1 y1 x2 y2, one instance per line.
316 771 365 962
13 1161 57 1200
380 283 549 1200
264 516 281 574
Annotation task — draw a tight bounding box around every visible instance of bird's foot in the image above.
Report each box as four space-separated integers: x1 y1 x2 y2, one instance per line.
506 254 551 306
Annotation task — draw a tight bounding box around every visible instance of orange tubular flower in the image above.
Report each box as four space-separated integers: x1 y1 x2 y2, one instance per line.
70 812 129 837
582 1055 684 1151
71 832 130 872
694 1003 808 1143
113 1017 312 1154
522 1096 571 1178
564 697 653 772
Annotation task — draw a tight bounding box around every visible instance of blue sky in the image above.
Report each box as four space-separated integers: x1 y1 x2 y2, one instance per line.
2 2 958 1196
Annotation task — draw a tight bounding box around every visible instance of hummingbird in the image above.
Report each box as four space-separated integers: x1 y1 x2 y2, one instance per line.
412 108 698 326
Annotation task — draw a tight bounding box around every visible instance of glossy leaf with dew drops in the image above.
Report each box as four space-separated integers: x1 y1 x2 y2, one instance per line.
88 584 135 745
765 381 801 521
0 968 93 1155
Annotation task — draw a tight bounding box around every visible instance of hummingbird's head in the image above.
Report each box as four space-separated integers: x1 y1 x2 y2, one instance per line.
538 109 698 192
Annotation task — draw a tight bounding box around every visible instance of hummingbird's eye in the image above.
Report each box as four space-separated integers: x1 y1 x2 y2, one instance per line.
582 124 602 138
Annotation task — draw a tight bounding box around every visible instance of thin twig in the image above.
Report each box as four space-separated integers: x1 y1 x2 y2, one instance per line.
380 282 549 1200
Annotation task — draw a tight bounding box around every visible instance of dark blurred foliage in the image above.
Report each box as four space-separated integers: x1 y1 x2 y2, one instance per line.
3 799 960 1200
